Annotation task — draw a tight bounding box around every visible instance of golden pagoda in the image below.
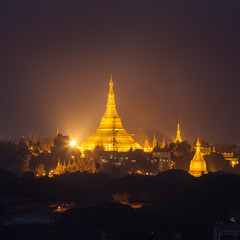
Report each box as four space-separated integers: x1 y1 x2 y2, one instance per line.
79 75 142 152
173 122 182 143
152 133 157 149
188 138 208 177
32 131 37 145
48 156 96 177
143 136 152 152
212 145 216 153
160 137 166 149
51 158 64 176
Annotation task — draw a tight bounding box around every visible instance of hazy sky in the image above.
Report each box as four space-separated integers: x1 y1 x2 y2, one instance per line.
1 0 240 144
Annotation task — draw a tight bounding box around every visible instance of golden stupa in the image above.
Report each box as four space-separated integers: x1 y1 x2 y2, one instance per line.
152 133 157 149
160 137 166 149
79 75 142 152
173 122 182 143
188 138 208 177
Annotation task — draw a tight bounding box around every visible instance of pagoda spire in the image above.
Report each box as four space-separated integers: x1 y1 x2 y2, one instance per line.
160 137 166 149
32 131 37 145
55 157 63 175
143 135 151 152
152 132 157 149
196 137 200 148
99 74 122 129
174 121 182 143
104 74 118 117
109 73 113 87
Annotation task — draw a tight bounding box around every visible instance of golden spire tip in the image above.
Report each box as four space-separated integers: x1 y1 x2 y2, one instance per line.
109 74 113 88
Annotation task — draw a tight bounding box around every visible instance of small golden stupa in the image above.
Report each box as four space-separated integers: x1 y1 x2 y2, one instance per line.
173 122 182 143
160 137 166 149
79 75 142 152
152 133 157 149
143 136 151 152
188 138 208 177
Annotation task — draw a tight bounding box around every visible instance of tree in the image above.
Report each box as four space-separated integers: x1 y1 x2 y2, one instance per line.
171 141 192 171
173 141 191 158
92 145 105 161
0 141 31 175
204 152 232 172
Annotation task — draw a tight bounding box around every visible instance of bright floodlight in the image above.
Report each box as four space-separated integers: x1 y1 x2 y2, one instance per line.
70 140 76 147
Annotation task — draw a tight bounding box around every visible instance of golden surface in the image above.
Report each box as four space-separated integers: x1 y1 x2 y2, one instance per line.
152 133 157 149
79 75 142 152
189 138 208 177
174 122 182 143
143 136 152 152
160 137 166 149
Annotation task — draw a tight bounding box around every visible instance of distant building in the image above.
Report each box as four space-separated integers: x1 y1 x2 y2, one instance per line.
49 157 96 177
143 136 152 152
1 198 55 226
223 152 239 168
143 132 160 152
25 132 53 155
152 152 171 171
201 147 211 156
214 215 240 240
3 209 54 226
152 133 157 149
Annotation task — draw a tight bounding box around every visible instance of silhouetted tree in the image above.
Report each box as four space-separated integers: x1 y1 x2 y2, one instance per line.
0 141 31 175
92 145 105 161
204 152 232 172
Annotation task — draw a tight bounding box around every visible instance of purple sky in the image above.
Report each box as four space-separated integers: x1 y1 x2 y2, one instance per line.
0 0 240 144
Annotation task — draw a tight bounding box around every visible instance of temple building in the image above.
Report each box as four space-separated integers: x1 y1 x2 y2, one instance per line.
49 157 96 177
222 152 239 168
152 133 157 149
173 122 182 143
188 138 208 177
160 137 166 149
79 75 142 152
152 152 172 172
143 136 152 152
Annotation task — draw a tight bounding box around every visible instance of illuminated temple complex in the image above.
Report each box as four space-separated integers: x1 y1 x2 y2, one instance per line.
79 76 142 152
188 138 208 177
49 157 96 177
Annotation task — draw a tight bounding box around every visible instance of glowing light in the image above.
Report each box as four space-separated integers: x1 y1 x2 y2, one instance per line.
189 138 208 177
174 121 182 143
79 75 141 152
70 140 76 147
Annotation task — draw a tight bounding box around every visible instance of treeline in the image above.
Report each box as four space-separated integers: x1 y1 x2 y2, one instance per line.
1 168 240 206
0 135 80 176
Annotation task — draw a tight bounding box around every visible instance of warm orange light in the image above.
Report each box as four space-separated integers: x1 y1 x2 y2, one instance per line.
79 75 142 152
189 138 208 177
70 140 76 147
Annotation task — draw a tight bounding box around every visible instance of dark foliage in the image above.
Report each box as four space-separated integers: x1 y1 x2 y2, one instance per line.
1 169 240 239
0 141 31 175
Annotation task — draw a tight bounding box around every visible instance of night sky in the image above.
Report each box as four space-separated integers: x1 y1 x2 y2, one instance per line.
1 0 240 144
